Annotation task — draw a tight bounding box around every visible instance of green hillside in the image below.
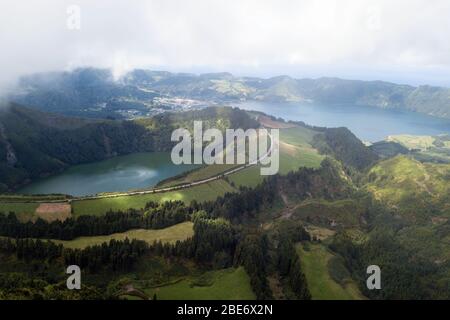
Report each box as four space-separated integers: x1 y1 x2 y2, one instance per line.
365 155 450 218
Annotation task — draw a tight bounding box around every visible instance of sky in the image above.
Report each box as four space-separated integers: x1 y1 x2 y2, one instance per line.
1 0 450 93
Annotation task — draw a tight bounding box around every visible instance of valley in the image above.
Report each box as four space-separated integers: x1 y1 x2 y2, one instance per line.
2 0 450 305
1 103 450 301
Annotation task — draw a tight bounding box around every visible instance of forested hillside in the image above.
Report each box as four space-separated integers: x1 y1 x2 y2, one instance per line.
312 127 379 170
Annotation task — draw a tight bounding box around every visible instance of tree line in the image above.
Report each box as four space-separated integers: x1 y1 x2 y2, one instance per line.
0 200 191 240
0 237 148 273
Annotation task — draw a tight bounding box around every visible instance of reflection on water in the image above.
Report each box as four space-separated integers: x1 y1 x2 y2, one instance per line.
18 152 199 196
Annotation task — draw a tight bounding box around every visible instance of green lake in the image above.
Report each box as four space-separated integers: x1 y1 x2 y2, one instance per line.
18 152 198 197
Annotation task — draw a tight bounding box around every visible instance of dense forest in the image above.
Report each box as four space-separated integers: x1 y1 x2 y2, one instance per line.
312 128 379 171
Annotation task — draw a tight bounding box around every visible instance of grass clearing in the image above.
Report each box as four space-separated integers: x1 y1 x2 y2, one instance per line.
304 225 336 241
138 267 255 300
297 243 364 300
51 221 194 249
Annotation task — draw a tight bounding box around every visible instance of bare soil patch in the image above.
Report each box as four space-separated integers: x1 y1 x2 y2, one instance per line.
35 203 71 222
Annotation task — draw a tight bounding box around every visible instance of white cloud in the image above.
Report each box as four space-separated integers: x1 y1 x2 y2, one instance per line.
1 0 450 92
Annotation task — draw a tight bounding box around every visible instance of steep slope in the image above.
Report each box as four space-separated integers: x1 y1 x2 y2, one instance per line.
312 127 379 170
0 103 155 191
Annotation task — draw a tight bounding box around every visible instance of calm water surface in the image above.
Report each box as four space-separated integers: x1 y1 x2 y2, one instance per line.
18 152 198 196
238 101 450 142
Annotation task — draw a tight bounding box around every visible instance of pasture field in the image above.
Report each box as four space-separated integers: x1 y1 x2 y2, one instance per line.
50 221 194 249
0 202 39 221
278 142 323 174
72 179 235 216
296 243 364 300
279 126 318 148
278 126 324 174
136 267 256 300
227 126 323 187
160 164 238 187
228 165 265 188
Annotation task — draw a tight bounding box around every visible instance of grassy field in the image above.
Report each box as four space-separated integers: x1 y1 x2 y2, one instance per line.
137 267 256 300
228 126 323 187
0 194 69 202
278 126 324 174
296 243 364 300
278 142 323 174
50 221 194 249
279 126 318 148
72 179 235 216
160 164 239 187
0 202 39 221
228 165 265 188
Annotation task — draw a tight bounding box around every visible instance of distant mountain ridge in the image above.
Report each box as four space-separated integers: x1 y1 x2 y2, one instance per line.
10 68 450 119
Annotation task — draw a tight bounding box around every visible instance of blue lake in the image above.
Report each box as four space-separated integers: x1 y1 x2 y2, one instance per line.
237 101 450 142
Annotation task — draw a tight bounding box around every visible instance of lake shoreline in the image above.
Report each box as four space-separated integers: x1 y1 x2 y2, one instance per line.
16 152 198 197
237 101 450 142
